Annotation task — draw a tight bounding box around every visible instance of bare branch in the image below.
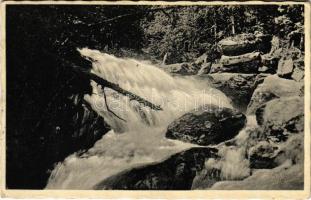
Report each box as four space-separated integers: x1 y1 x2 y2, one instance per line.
101 88 126 122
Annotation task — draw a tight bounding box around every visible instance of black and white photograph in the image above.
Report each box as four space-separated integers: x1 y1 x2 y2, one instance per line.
1 1 310 197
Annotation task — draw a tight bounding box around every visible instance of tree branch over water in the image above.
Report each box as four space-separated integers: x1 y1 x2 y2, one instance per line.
44 49 162 112
71 65 163 111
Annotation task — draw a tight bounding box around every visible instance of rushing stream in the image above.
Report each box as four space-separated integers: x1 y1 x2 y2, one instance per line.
46 48 233 189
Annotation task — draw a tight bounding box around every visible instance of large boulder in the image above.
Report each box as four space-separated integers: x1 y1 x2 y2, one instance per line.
274 133 304 165
248 141 279 169
217 52 262 73
291 57 304 82
247 75 303 114
210 162 303 190
256 96 304 142
277 58 294 78
191 166 221 189
207 73 267 111
217 33 272 56
248 133 303 170
93 147 218 190
165 105 246 145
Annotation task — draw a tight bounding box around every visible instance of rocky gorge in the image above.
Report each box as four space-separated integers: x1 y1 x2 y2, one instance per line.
89 32 305 190
6 5 305 190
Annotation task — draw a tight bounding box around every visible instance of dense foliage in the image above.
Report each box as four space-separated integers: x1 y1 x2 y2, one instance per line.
141 5 303 63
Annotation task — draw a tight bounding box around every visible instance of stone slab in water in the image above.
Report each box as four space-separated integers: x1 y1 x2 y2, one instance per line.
93 147 218 190
165 104 246 146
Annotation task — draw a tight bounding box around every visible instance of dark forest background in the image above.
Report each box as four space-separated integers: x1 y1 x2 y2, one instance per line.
6 5 303 189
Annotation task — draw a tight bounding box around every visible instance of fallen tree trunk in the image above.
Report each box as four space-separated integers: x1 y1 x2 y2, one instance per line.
71 65 162 111
48 49 163 111
42 49 162 124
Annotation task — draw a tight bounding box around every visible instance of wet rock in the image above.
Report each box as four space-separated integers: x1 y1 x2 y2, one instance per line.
247 133 303 172
191 167 221 189
291 66 304 82
248 141 279 169
256 96 304 142
247 75 303 114
274 133 304 165
291 58 304 82
164 62 200 75
93 147 218 190
210 163 303 190
207 73 267 112
217 33 272 56
165 105 246 145
216 52 261 73
277 58 294 78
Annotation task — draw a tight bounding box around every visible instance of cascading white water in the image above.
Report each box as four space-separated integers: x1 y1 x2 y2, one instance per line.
45 48 232 189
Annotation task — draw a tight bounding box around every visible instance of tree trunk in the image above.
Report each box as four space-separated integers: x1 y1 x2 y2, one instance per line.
71 64 162 111
44 49 163 111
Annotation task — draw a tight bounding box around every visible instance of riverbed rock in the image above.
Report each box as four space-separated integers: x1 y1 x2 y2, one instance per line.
93 147 218 190
217 33 272 56
256 96 304 142
247 75 303 114
248 141 279 169
165 105 246 145
274 133 304 165
191 166 222 189
207 73 267 112
277 58 294 78
292 66 304 82
210 162 303 190
291 57 304 82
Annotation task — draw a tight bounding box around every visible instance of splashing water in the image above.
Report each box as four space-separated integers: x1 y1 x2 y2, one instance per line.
205 116 258 181
45 48 232 189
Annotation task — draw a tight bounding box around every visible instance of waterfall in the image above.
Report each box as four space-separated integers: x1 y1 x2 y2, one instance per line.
45 48 232 189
